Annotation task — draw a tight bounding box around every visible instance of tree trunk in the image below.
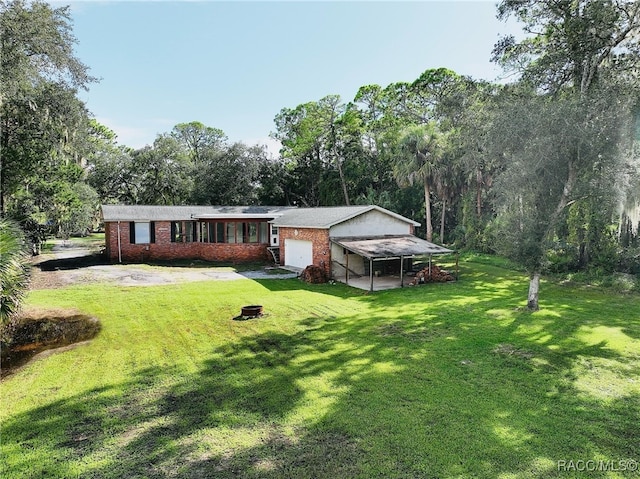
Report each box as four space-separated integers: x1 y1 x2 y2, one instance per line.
424 180 433 241
336 156 350 206
528 159 577 310
0 155 4 216
476 169 483 216
527 272 540 311
551 158 577 222
0 116 8 216
329 117 350 206
440 197 446 243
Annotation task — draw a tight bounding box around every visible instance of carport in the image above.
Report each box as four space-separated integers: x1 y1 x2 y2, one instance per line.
331 235 455 292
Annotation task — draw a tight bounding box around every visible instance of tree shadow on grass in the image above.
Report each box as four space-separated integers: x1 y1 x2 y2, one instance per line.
36 252 109 271
3 283 639 478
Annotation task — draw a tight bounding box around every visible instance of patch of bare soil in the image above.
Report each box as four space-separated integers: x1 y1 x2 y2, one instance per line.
30 244 108 289
29 266 71 290
1 306 101 379
492 343 535 360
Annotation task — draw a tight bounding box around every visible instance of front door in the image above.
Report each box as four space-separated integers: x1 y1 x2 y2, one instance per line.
270 225 279 246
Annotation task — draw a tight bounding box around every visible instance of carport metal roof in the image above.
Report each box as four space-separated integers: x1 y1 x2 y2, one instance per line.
331 235 453 260
331 235 456 292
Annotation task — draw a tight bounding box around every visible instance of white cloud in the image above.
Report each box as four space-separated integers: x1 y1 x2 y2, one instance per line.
242 136 282 159
94 117 174 149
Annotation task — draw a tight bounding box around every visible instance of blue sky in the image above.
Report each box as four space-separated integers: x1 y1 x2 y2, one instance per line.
63 1 524 153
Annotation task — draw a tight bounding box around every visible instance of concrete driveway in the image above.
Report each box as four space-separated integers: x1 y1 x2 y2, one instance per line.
31 240 298 289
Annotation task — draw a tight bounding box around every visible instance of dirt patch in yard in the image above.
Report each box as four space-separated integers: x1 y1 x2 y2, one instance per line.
1 307 101 378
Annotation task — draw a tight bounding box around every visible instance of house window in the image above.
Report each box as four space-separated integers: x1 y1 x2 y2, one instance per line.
130 221 155 244
171 221 196 242
226 222 236 243
236 222 245 243
215 222 225 243
247 222 258 243
195 221 269 244
200 222 210 243
171 222 184 242
185 221 196 242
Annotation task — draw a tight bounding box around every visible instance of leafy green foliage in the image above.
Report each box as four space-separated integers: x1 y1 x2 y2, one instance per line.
272 95 353 206
0 218 31 341
0 0 101 245
130 135 193 205
490 0 640 306
53 182 100 239
494 0 640 94
191 142 265 206
393 122 447 241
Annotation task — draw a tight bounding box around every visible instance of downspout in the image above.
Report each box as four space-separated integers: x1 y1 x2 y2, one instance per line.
400 255 404 288
117 221 122 264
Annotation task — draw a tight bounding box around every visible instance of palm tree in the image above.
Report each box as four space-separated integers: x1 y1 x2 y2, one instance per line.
1 219 31 340
393 122 446 241
434 153 463 243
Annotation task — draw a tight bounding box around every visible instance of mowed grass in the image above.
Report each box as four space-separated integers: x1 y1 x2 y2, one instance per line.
2 259 639 478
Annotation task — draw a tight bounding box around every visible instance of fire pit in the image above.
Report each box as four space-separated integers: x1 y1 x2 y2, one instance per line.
240 305 263 318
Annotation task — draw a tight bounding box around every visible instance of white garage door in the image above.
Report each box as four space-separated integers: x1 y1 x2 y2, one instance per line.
285 239 313 269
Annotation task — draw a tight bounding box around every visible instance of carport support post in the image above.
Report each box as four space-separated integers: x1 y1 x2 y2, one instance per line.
346 251 349 285
400 255 404 288
369 258 374 292
429 254 432 280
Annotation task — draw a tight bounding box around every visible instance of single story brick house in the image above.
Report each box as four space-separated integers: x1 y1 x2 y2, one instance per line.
101 204 452 289
101 205 294 264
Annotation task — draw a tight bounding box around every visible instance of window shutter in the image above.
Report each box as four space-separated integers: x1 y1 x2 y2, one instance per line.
150 221 156 243
129 222 135 244
171 222 176 242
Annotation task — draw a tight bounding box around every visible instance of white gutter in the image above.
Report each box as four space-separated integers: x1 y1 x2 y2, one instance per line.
194 213 286 219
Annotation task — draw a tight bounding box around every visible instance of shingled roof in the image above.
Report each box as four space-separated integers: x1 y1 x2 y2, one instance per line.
270 205 420 229
101 205 293 222
101 204 421 228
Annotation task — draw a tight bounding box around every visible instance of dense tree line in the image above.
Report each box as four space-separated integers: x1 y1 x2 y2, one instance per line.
1 0 639 313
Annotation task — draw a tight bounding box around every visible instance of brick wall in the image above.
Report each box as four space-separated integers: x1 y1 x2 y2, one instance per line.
105 221 270 263
278 227 331 277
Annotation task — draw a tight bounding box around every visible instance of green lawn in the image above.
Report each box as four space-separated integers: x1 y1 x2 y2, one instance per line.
2 259 639 478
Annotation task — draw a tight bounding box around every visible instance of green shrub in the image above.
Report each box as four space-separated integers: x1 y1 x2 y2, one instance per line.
0 219 31 343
